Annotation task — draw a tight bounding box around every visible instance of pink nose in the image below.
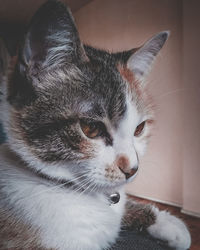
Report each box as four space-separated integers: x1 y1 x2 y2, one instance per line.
116 155 138 179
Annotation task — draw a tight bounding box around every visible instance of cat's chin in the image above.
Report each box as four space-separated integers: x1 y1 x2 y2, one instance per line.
90 169 139 192
93 173 138 197
90 179 126 194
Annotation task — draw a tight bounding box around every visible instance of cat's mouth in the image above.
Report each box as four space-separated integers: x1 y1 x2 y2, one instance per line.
103 165 139 187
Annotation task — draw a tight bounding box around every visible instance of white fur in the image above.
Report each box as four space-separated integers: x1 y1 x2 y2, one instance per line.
0 144 125 250
147 207 191 250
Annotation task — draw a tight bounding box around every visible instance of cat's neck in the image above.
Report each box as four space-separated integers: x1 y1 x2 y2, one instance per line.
0 143 122 205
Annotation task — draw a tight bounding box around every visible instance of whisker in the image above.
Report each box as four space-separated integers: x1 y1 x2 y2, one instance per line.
74 181 95 202
16 172 90 203
155 88 187 101
69 179 93 203
18 182 69 203
78 181 93 197
89 182 97 194
72 178 91 194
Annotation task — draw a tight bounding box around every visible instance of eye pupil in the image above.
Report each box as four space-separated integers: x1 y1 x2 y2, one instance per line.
134 121 145 137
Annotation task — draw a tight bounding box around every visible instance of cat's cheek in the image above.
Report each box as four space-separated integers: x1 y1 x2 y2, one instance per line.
79 139 96 160
96 141 116 165
86 143 123 185
134 139 148 157
134 125 153 157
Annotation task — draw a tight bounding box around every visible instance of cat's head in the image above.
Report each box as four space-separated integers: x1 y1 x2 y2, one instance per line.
4 0 169 191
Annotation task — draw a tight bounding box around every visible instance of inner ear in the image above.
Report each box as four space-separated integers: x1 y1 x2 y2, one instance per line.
127 31 169 82
20 0 88 72
115 31 169 85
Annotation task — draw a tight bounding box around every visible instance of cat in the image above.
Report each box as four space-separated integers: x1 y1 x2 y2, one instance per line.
0 0 191 249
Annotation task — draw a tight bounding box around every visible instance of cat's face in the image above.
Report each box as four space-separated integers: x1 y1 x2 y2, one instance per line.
5 1 168 191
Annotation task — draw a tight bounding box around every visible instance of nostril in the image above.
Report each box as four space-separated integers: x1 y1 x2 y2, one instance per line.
119 166 138 180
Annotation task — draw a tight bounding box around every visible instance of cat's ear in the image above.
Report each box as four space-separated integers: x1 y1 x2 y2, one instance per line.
126 31 169 83
19 0 87 73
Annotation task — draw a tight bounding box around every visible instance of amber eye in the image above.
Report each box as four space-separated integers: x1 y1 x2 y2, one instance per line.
80 121 102 139
134 121 146 137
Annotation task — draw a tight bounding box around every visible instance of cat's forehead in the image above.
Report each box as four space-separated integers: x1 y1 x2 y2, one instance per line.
58 72 127 125
82 69 129 122
35 54 147 127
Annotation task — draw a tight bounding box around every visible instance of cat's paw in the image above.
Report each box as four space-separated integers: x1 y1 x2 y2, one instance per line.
147 207 191 250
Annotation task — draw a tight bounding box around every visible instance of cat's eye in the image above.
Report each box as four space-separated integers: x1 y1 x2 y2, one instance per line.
80 121 103 139
134 121 146 137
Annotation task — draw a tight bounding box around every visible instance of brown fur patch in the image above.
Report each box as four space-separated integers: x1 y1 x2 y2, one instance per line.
79 139 95 160
117 64 144 106
117 64 135 86
122 198 156 231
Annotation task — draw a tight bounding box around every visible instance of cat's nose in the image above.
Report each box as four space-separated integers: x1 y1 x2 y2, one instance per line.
119 165 138 179
116 155 138 180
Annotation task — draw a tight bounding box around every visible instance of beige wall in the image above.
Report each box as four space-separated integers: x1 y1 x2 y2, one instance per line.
182 0 200 216
75 0 200 214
